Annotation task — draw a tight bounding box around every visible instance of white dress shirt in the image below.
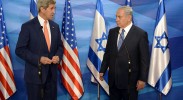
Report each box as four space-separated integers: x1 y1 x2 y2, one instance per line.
38 15 51 43
117 22 133 45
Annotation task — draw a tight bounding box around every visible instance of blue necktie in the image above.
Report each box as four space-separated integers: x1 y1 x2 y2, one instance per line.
117 29 125 50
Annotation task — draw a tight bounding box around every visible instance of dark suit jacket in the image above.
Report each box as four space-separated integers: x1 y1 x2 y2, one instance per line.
100 25 149 89
15 17 63 84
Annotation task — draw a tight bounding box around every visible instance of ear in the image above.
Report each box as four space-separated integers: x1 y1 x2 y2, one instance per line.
128 15 132 21
40 7 45 13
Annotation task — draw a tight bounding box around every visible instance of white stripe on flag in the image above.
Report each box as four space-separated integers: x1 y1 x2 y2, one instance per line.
148 15 170 86
162 78 172 95
62 54 83 86
61 67 82 98
0 49 16 99
148 0 172 95
90 11 107 60
0 48 13 72
30 0 37 19
87 59 109 94
87 0 109 95
61 34 80 68
0 82 9 99
0 62 15 91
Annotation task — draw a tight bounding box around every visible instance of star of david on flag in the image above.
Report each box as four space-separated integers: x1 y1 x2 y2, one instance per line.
148 0 172 95
95 32 108 52
87 0 109 95
154 32 169 53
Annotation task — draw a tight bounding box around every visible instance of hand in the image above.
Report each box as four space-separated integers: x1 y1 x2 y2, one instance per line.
52 56 60 64
99 73 104 81
136 80 145 91
40 56 52 65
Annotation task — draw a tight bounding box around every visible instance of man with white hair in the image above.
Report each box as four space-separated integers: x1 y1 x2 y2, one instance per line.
16 0 63 99
99 6 150 100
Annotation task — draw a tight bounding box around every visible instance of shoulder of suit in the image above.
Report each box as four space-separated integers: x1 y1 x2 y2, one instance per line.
110 27 120 31
132 25 147 34
21 17 37 27
49 20 59 27
109 27 120 34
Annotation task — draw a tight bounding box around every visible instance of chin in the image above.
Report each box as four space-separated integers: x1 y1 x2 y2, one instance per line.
49 17 53 20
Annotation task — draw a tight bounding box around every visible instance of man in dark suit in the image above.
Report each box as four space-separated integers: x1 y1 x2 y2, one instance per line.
99 6 149 100
15 0 63 100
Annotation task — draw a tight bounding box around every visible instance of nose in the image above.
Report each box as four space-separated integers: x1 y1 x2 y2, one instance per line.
53 9 55 14
116 17 119 22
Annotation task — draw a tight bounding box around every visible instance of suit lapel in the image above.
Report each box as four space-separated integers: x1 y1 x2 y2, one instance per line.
118 25 135 51
33 17 50 52
114 27 120 52
123 25 135 45
33 17 43 35
49 21 56 52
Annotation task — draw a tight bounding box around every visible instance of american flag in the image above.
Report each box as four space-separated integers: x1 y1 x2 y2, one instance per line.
59 0 84 99
30 0 37 19
87 0 109 95
0 1 16 99
148 0 172 95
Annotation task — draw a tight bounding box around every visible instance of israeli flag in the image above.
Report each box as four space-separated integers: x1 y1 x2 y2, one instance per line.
87 0 109 95
148 0 172 95
30 0 38 19
125 0 134 23
125 0 132 6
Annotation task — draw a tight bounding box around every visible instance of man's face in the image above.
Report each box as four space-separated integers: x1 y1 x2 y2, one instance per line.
116 9 131 28
42 4 56 20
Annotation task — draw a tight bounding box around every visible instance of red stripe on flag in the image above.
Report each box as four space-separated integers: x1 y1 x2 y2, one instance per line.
0 72 13 97
63 46 82 77
73 48 78 56
0 53 16 86
0 90 5 100
4 46 10 57
61 74 79 100
62 61 83 94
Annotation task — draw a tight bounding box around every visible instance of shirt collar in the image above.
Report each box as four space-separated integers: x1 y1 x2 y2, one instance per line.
119 22 133 35
38 14 47 27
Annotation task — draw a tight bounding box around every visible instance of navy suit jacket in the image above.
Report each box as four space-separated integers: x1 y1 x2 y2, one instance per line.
100 25 150 89
15 17 63 84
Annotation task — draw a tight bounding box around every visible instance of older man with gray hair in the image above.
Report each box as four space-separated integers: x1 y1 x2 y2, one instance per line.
99 6 149 100
15 0 63 100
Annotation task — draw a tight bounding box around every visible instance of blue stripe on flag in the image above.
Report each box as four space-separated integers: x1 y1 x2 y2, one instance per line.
155 62 171 91
125 0 132 6
87 0 109 94
88 47 102 70
148 0 172 95
88 46 109 83
96 0 104 18
155 1 165 27
30 0 38 17
125 0 134 23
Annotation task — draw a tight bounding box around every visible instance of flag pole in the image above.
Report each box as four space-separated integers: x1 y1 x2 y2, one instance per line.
98 83 100 100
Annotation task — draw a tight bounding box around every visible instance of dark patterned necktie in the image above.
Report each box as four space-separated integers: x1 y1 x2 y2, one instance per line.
117 29 125 50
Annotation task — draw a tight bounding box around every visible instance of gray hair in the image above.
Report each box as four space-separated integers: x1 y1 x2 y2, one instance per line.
37 0 56 12
119 6 133 16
